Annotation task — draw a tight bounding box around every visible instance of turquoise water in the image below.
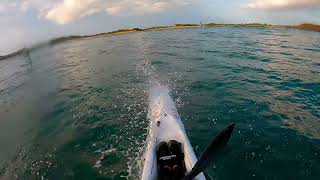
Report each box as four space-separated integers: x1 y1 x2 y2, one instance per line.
0 27 320 180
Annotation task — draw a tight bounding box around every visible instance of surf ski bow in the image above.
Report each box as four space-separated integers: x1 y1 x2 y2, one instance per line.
141 85 206 180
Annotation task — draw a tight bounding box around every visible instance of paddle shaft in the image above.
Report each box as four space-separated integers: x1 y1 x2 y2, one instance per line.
184 123 236 180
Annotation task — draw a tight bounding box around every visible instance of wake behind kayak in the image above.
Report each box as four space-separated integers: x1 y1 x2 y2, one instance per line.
141 84 205 180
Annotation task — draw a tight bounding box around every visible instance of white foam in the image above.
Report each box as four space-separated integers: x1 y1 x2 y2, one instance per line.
93 148 116 168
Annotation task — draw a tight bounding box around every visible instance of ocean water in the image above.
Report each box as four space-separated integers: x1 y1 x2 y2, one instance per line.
0 27 320 180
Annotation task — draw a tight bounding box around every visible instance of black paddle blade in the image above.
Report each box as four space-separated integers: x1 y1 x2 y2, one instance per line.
184 122 235 180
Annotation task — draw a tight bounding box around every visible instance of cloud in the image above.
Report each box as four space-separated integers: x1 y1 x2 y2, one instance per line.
19 0 56 13
0 0 56 15
45 0 191 25
247 0 320 10
0 0 191 25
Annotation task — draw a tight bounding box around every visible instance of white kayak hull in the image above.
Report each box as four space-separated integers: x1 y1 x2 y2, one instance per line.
141 85 206 180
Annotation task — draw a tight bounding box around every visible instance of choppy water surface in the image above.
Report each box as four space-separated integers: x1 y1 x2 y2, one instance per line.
0 27 320 180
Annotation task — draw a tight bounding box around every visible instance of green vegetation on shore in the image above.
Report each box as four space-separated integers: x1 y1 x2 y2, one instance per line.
2 23 319 58
296 23 320 32
206 23 273 27
49 36 84 45
175 24 199 27
48 28 145 45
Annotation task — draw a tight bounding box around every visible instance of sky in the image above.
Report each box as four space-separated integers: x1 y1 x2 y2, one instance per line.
1 0 320 55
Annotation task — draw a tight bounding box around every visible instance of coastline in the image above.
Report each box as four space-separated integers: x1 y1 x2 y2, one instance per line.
0 48 29 61
49 24 202 44
1 23 319 58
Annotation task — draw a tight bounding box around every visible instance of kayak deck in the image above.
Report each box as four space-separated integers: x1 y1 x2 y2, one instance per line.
141 85 206 180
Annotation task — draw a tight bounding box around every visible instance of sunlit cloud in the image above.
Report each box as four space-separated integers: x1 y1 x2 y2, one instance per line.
247 0 320 10
45 0 191 25
0 0 190 25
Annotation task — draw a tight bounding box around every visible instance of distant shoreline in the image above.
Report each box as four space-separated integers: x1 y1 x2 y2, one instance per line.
1 23 319 59
0 48 29 61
